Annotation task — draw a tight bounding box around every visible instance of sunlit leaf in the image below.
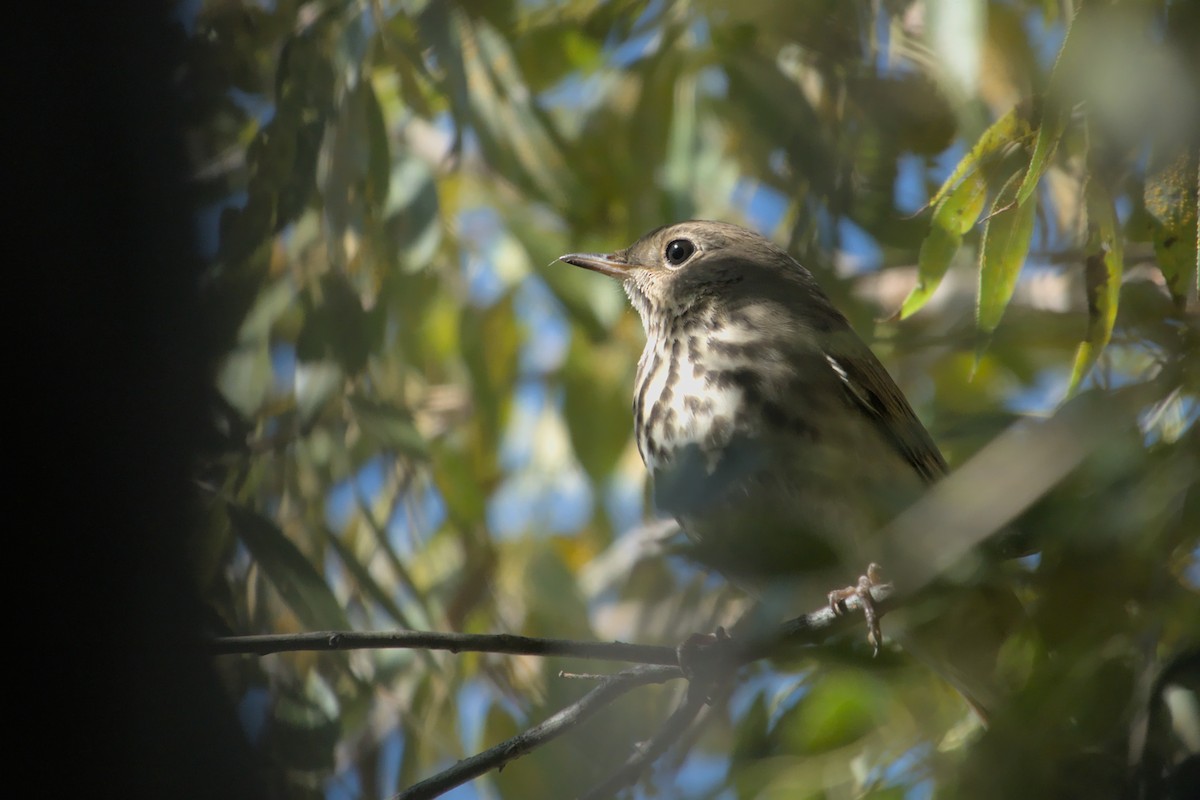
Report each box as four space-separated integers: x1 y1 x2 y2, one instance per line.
978 170 1037 338
1144 148 1199 308
902 169 988 318
1015 104 1068 208
217 342 272 416
926 107 1029 211
1066 180 1124 395
1014 9 1080 207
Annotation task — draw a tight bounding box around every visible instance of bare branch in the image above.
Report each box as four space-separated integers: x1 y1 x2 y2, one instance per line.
577 684 712 800
394 664 680 800
210 629 679 665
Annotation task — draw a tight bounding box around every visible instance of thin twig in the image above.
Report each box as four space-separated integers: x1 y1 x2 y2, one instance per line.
210 585 894 661
394 665 680 800
209 629 680 664
578 683 713 800
215 586 895 800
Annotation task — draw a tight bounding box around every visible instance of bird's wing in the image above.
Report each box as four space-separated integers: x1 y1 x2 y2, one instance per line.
823 338 947 484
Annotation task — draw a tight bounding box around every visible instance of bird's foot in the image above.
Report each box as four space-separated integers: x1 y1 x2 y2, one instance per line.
828 562 886 656
675 627 732 696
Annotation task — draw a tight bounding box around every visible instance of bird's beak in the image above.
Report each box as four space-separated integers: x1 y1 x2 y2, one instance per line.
558 251 632 279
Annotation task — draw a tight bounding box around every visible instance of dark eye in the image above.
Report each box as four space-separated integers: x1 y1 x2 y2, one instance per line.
664 238 696 266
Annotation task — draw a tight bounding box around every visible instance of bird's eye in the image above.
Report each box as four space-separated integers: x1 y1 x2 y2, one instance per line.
664 239 696 266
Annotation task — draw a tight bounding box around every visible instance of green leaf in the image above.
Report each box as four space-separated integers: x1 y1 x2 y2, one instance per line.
217 341 272 417
228 504 352 631
1067 181 1124 395
362 77 392 210
926 107 1029 211
296 273 376 373
459 295 521 448
1015 105 1068 208
978 170 1038 339
1014 9 1080 207
561 335 633 481
780 672 885 754
1144 148 1199 309
347 395 429 458
901 170 987 318
273 674 342 771
325 528 415 629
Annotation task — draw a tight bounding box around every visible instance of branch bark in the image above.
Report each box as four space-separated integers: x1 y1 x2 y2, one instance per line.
211 585 894 799
209 629 679 664
395 664 680 800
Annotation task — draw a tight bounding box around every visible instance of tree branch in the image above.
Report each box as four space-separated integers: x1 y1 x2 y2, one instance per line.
211 585 895 800
395 664 680 800
577 683 713 800
209 629 679 664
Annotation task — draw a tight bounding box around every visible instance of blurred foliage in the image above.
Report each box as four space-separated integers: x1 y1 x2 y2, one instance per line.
185 0 1200 797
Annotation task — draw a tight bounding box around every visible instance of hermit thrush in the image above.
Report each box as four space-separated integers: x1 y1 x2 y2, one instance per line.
561 220 1017 714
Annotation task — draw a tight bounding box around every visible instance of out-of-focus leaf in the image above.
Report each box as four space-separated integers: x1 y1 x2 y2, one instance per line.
513 25 602 92
218 342 272 416
718 39 833 200
295 360 343 424
384 154 441 273
779 671 885 754
1144 148 1199 308
272 26 336 229
927 107 1029 210
273 675 342 771
228 504 352 631
561 334 634 481
464 16 578 207
432 443 489 529
362 77 392 210
902 170 988 318
296 273 378 372
1014 9 1080 207
459 295 521 447
384 12 435 117
978 170 1037 338
502 209 626 339
1067 180 1124 395
348 395 429 458
237 277 298 343
326 527 415 630
219 191 276 265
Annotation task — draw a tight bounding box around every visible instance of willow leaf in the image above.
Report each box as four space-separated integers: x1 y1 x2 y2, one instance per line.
978 171 1037 337
901 170 988 318
1067 181 1124 395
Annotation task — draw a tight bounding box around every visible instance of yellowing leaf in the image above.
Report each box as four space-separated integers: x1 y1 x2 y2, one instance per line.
1144 148 1199 308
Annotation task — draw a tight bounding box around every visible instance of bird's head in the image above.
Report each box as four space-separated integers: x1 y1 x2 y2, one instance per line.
559 220 828 332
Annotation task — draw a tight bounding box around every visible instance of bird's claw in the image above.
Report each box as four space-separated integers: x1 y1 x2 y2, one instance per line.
828 563 885 656
675 626 731 695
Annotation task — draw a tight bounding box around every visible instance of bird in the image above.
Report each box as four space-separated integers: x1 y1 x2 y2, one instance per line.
559 220 1019 715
